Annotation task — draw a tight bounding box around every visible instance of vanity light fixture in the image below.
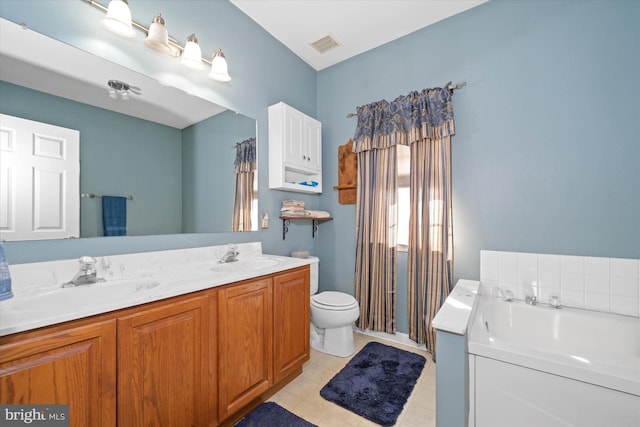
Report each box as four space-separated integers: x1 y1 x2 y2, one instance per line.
143 13 175 55
86 0 231 81
209 49 231 82
180 34 205 70
102 0 135 38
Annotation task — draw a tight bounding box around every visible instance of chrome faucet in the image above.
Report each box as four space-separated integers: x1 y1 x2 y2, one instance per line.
549 295 562 309
500 289 514 302
219 244 239 263
525 295 537 305
61 256 105 287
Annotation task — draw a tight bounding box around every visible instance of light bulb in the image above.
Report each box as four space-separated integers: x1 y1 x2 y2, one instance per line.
208 49 231 82
103 0 135 38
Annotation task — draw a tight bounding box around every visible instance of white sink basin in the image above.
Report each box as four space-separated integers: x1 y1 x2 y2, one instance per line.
10 279 162 313
210 257 283 273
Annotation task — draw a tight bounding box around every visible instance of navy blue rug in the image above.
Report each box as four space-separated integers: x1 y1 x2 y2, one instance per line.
234 402 317 427
320 341 426 426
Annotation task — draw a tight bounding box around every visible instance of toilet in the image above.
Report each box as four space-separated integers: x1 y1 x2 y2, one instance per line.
308 257 360 357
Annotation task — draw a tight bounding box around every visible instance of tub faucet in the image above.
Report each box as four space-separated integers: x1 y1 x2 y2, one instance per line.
525 295 537 305
61 256 105 287
219 244 239 263
500 289 514 302
549 295 562 309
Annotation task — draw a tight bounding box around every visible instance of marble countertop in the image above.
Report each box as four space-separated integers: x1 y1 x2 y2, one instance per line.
0 245 313 337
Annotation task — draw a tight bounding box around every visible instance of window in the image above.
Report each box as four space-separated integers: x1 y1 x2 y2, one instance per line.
397 144 410 251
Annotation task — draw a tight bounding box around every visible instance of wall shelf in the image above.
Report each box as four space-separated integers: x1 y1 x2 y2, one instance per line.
279 216 333 240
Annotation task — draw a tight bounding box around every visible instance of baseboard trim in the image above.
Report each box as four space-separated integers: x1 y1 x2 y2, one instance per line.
354 328 429 352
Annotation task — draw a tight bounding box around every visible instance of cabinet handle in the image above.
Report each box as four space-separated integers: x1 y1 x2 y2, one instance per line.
303 155 307 160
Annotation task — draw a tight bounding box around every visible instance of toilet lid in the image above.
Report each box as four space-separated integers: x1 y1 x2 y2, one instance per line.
312 291 357 308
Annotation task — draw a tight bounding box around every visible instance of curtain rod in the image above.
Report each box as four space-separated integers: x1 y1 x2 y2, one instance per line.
346 81 466 118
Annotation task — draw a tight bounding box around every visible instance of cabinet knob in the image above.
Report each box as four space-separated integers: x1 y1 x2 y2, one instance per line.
303 155 307 160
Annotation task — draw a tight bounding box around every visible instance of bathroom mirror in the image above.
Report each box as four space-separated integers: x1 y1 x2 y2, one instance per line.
0 19 258 241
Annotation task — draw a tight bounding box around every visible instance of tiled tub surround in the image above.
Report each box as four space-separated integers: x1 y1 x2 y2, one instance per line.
480 250 640 317
466 250 640 427
0 242 313 336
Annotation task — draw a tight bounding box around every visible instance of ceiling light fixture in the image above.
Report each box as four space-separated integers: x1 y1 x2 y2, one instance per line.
107 79 141 100
86 0 231 81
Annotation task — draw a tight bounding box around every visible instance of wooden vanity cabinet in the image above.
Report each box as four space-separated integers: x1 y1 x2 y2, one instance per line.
0 264 310 427
273 268 310 382
117 295 211 427
0 319 117 427
217 277 273 421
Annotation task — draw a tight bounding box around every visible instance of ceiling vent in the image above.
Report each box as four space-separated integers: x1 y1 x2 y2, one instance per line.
309 34 341 54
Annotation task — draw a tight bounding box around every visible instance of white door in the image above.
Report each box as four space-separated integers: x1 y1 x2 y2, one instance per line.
0 114 80 241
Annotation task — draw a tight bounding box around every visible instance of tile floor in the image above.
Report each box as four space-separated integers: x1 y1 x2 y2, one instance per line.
268 332 436 427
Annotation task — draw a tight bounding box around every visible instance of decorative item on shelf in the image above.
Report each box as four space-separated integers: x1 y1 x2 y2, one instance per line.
85 0 231 81
333 139 357 204
279 204 333 240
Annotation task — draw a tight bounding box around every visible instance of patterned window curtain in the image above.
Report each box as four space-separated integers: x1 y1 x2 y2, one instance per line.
354 144 398 333
353 86 455 352
408 135 454 354
232 138 256 232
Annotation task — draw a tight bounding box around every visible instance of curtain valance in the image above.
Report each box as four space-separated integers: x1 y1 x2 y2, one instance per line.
352 85 455 153
234 137 256 173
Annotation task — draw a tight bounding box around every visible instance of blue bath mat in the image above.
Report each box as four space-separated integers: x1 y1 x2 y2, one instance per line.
233 402 317 427
320 341 426 426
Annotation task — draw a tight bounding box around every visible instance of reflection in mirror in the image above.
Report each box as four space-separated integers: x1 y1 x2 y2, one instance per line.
0 19 258 241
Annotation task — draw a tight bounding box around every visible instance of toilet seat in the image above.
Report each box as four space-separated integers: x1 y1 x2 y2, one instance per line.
311 291 358 310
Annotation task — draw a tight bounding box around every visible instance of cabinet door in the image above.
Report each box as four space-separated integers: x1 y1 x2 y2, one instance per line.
283 107 307 170
273 268 310 382
0 320 116 427
304 117 322 173
117 296 209 427
218 278 273 421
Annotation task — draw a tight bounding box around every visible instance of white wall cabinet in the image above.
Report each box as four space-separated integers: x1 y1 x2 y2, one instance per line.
268 102 322 193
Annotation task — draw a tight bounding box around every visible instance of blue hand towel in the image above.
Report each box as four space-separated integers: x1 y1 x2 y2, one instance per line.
102 196 127 236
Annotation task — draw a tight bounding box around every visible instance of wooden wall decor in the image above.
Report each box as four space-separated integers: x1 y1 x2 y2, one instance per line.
333 139 357 204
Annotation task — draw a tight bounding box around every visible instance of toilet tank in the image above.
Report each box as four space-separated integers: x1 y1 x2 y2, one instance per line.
308 256 319 295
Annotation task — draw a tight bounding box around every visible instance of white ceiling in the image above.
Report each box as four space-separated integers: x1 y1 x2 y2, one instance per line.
230 0 489 70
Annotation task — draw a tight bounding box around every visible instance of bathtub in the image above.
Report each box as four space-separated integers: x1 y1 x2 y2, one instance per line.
467 295 640 427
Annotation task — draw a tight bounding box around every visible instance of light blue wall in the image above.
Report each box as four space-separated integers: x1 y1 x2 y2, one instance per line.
182 110 256 232
317 0 640 333
2 1 639 336
0 81 183 237
0 0 321 264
